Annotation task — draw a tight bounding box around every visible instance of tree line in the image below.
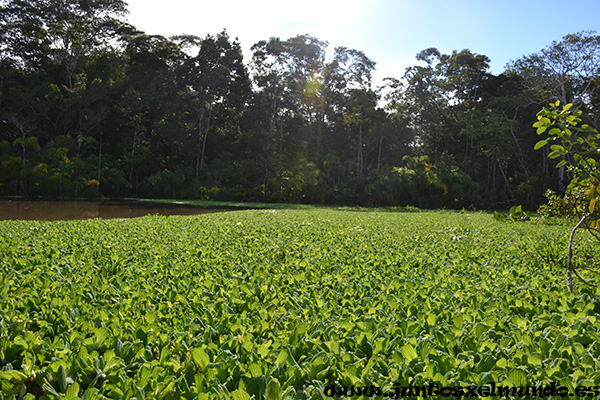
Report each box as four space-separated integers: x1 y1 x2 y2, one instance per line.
1 0 599 209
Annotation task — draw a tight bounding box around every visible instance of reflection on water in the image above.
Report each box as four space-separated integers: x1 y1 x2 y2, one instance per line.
0 200 232 221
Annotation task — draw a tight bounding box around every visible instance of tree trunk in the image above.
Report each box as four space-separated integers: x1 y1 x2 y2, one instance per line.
491 161 497 195
377 131 383 173
263 158 271 198
510 127 530 179
315 112 323 163
97 133 102 182
0 63 4 110
195 107 205 178
567 213 591 293
502 109 530 179
200 105 212 173
269 94 277 134
558 159 566 191
129 122 140 185
357 119 363 174
498 162 514 204
543 145 549 176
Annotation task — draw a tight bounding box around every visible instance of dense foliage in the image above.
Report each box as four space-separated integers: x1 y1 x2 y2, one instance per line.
1 209 600 398
534 102 600 291
535 102 600 222
1 1 600 209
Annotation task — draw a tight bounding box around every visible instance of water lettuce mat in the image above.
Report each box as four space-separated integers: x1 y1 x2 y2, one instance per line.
1 209 599 399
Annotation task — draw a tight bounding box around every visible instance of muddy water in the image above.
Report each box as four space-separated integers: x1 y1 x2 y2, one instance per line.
0 200 233 221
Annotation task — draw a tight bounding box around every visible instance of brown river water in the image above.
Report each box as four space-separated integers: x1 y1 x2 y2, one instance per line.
0 200 233 221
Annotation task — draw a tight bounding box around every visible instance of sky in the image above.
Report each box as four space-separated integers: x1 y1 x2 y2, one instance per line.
124 0 600 87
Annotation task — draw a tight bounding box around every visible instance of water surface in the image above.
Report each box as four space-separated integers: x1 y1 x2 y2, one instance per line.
0 200 232 221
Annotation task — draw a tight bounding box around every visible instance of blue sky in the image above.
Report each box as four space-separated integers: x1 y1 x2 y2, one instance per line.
125 0 600 86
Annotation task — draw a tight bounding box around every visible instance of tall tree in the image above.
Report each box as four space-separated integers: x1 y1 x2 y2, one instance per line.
250 34 328 196
118 33 188 193
385 48 447 155
325 47 377 171
509 31 600 125
185 30 250 177
508 31 600 189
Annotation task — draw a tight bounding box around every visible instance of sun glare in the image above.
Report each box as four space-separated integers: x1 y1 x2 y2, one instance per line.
128 0 365 45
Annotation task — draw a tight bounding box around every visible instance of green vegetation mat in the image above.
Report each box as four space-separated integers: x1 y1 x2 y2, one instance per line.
1 209 600 399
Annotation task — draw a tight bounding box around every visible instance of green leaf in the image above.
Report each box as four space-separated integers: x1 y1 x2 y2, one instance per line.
392 351 403 366
590 198 598 213
276 350 288 367
191 348 210 372
66 381 80 397
556 160 568 168
134 384 146 400
534 139 548 150
527 353 543 367
265 378 282 400
453 314 464 327
0 370 27 382
549 128 562 136
21 354 34 376
194 374 204 394
157 380 175 400
493 211 506 221
138 367 151 388
426 312 437 326
289 323 307 345
231 389 251 400
508 368 528 386
548 150 562 159
474 355 496 373
248 363 262 378
401 344 418 362
58 364 68 393
257 340 272 358
42 382 60 397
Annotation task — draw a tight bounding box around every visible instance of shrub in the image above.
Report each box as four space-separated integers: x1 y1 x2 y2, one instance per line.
534 102 600 291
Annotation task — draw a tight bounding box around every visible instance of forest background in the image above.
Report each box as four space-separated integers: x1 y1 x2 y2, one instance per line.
2 0 600 210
